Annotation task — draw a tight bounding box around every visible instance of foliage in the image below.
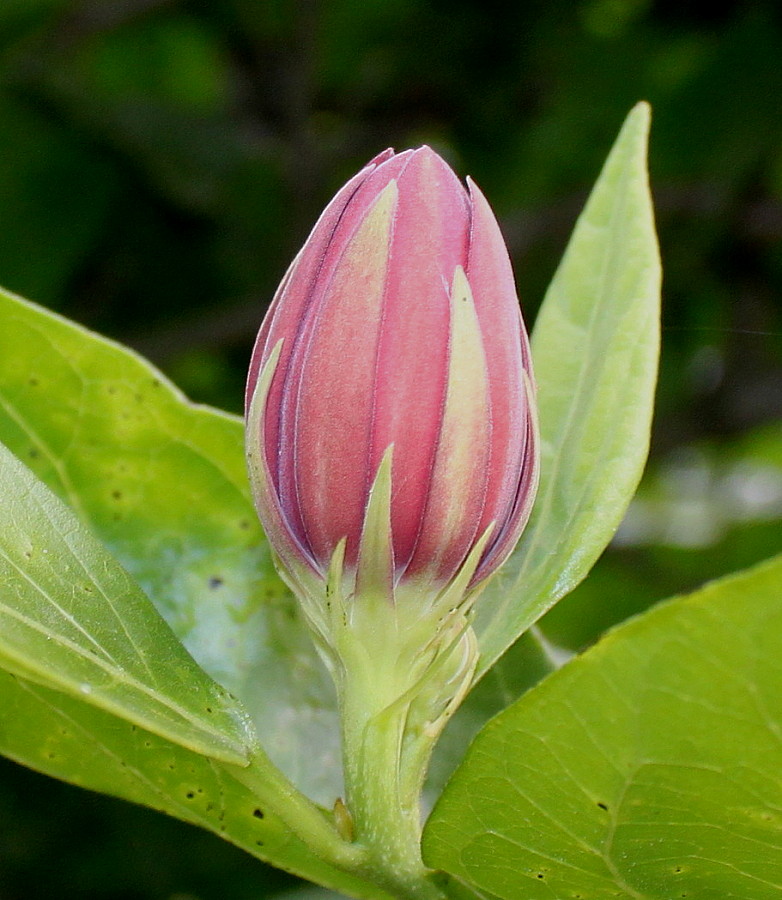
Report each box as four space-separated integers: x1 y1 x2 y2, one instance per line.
0 2 780 898
425 554 782 900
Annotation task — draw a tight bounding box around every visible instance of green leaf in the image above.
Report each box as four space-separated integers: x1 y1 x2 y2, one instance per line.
423 554 782 900
0 670 395 900
0 438 254 765
0 289 375 892
0 285 341 803
474 102 661 674
539 421 782 655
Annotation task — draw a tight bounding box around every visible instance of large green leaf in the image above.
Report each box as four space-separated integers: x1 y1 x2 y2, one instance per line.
423 554 782 899
0 438 253 764
0 670 394 900
0 285 341 803
475 102 661 674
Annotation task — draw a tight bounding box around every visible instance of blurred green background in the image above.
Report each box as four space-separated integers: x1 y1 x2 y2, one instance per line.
0 1 780 898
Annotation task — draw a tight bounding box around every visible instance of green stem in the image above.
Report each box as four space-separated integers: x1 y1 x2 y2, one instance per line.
226 734 445 900
226 748 366 871
337 640 448 900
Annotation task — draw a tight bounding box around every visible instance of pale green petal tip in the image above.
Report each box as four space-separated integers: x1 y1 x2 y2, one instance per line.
374 178 399 211
451 264 469 295
245 338 282 493
450 265 475 314
448 266 486 379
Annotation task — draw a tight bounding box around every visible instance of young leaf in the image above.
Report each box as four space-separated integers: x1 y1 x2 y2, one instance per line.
0 438 254 765
0 286 341 803
474 102 661 674
423 554 782 900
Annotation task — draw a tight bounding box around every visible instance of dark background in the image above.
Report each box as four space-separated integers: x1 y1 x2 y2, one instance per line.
0 1 780 898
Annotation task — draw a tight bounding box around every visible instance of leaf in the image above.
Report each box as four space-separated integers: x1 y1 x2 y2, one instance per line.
539 421 782 655
0 285 341 804
0 438 254 764
0 670 396 900
474 102 661 674
423 554 782 900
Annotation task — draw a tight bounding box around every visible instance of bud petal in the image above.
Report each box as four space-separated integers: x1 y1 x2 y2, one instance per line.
367 149 469 569
246 339 308 574
245 146 539 653
246 148 541 853
294 182 398 567
407 266 491 584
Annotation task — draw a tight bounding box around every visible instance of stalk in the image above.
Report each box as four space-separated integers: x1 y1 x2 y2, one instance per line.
334 611 455 900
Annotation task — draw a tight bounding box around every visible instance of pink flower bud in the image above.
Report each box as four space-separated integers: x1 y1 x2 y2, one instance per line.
246 147 538 610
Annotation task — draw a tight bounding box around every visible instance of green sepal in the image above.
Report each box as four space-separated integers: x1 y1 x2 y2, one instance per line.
356 446 395 605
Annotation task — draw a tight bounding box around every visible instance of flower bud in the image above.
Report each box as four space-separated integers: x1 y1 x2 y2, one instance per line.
246 147 537 651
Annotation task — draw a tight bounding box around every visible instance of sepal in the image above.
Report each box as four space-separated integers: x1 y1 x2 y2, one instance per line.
356 446 395 605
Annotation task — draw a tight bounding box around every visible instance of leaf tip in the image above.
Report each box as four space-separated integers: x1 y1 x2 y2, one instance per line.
622 100 652 150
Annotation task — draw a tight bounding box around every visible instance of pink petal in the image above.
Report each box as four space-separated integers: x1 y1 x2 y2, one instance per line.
407 268 491 582
369 147 472 570
293 183 398 566
473 372 539 584
273 152 416 550
466 178 530 551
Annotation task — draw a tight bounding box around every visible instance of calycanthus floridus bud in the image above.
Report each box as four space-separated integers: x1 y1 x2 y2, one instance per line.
246 147 538 755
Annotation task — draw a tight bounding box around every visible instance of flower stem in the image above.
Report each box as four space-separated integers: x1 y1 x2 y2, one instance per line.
337 636 448 900
226 749 366 871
